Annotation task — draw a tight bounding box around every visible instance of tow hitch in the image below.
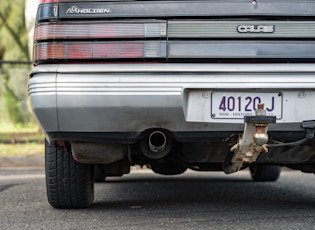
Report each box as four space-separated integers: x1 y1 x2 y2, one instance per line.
224 104 276 174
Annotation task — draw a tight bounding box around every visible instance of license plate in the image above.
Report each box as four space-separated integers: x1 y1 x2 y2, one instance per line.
211 92 283 119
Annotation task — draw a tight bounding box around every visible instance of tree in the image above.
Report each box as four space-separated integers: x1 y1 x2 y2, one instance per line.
0 0 30 125
0 0 29 60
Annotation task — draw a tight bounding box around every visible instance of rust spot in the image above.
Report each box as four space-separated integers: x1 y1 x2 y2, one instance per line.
56 140 68 151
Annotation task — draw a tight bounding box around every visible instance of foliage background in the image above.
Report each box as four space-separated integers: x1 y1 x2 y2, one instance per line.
0 0 34 131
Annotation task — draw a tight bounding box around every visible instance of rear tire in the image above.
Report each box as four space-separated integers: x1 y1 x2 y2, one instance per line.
250 165 281 182
150 158 187 175
45 140 94 209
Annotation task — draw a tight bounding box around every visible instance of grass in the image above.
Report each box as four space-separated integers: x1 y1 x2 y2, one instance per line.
0 123 44 142
0 123 45 157
0 142 44 157
0 122 40 133
0 132 44 143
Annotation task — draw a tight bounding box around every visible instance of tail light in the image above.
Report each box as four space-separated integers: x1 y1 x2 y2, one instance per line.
34 21 166 63
35 22 166 40
37 1 58 21
35 41 166 61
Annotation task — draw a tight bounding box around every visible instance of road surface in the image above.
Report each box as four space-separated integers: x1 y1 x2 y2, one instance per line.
0 168 314 229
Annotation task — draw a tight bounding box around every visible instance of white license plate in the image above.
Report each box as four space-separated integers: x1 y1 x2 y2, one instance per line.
211 92 283 119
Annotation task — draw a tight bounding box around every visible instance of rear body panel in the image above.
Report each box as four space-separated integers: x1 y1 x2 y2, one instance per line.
29 0 315 169
29 63 315 138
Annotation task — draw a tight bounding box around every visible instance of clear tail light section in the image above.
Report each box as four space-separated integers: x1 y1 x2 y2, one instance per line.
34 20 167 64
35 22 166 40
37 1 58 21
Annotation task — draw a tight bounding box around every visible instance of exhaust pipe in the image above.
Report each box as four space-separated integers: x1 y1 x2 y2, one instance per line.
140 131 172 159
149 131 167 153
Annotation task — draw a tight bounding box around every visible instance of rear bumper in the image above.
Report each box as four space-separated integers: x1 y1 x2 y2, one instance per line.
29 63 315 141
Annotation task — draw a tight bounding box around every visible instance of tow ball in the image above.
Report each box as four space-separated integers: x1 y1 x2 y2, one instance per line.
224 104 276 174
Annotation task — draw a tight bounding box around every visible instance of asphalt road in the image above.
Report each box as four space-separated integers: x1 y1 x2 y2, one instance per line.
0 168 314 230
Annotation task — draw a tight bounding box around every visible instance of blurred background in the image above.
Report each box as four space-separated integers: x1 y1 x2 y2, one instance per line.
0 0 42 157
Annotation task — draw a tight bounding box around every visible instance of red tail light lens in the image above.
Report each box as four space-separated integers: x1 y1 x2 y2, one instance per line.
34 21 167 63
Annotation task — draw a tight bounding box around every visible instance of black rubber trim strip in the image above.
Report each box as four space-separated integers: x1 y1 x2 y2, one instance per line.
46 131 306 143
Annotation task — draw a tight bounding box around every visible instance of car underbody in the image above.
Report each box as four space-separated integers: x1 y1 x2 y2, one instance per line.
29 0 315 208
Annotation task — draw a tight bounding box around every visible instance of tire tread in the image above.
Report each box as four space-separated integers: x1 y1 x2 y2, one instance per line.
45 140 94 209
250 165 281 182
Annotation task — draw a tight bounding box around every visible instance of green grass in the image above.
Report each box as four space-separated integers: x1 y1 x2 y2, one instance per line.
0 123 45 156
0 142 44 157
0 123 44 143
0 132 44 143
0 122 40 133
